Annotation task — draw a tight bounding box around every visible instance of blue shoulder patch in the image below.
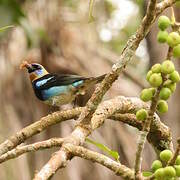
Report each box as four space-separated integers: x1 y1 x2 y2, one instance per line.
72 80 84 87
36 77 53 87
42 86 69 100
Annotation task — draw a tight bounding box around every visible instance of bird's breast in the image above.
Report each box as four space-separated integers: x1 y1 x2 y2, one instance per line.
44 91 75 106
42 86 70 100
34 85 75 106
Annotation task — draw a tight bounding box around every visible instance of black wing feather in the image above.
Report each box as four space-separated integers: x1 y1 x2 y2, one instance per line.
33 74 87 90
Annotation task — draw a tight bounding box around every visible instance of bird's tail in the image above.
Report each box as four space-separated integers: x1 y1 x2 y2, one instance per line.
75 74 106 96
85 74 106 85
94 74 106 83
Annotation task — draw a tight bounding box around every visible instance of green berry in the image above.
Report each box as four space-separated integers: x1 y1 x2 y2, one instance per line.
142 171 153 177
150 87 156 95
175 155 180 165
151 160 163 172
154 168 164 180
146 70 153 81
161 60 175 74
157 100 168 113
166 83 176 93
151 64 162 73
149 73 163 87
158 16 171 30
157 30 168 43
164 79 172 86
164 166 176 178
173 44 180 58
175 165 180 177
167 32 180 47
159 87 171 100
160 149 173 162
169 71 180 83
140 89 153 102
136 109 148 121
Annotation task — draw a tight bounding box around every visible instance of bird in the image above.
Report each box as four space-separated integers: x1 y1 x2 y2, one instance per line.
20 61 106 106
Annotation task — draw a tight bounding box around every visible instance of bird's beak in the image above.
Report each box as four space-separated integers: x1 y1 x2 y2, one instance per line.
20 61 32 71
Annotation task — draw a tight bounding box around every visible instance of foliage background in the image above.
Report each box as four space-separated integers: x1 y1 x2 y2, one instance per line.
0 0 179 179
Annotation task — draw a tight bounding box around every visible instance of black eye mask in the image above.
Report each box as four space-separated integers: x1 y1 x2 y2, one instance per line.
28 64 42 73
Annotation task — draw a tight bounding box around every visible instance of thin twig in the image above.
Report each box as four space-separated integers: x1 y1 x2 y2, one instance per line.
133 0 157 178
168 138 180 166
135 131 148 180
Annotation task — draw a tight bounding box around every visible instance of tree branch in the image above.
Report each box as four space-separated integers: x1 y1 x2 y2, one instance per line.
91 96 148 130
168 138 180 166
0 96 172 167
0 107 82 156
0 138 64 164
64 144 134 180
34 96 149 180
34 95 172 180
0 97 172 159
156 0 176 16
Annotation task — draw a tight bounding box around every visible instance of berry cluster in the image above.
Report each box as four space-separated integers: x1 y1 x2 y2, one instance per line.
157 15 180 58
135 14 180 180
149 150 180 179
136 59 180 120
136 15 180 121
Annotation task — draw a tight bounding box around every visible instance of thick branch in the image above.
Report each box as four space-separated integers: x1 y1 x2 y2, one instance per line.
156 0 176 16
33 96 148 179
64 144 134 180
111 113 171 152
0 97 171 159
91 96 148 130
0 138 64 164
91 96 171 152
34 96 172 179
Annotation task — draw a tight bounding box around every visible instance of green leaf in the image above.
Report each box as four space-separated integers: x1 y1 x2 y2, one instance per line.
88 0 95 23
0 25 14 32
85 138 120 162
142 171 153 177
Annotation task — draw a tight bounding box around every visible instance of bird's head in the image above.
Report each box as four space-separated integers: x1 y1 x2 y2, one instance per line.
20 61 49 81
